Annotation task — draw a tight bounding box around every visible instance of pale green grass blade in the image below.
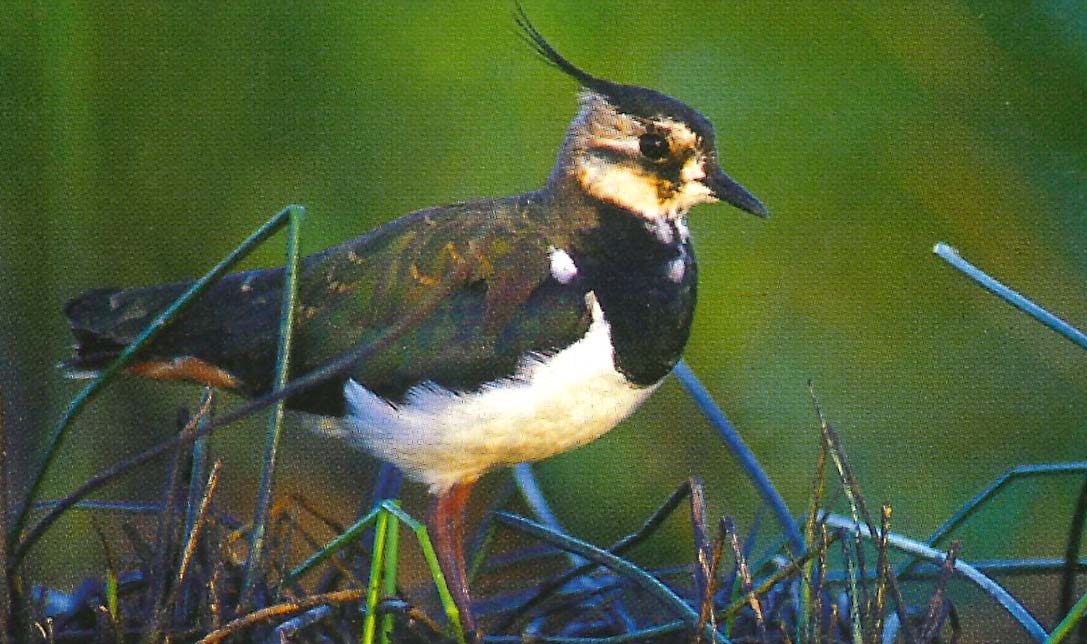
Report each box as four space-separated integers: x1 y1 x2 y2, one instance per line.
244 204 306 600
285 505 382 585
378 501 467 644
9 206 298 555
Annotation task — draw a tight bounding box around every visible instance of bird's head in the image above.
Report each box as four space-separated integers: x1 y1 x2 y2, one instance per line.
519 9 768 222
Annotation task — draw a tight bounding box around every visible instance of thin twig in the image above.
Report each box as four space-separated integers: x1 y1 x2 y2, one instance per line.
810 383 916 644
919 541 960 643
495 479 693 632
156 460 222 636
147 396 214 640
800 411 828 643
196 589 365 644
495 511 729 644
697 516 728 640
822 514 1046 642
0 387 9 644
724 516 766 642
689 477 714 642
872 504 891 643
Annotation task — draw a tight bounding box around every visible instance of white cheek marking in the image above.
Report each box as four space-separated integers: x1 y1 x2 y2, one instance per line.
649 219 674 245
670 181 714 216
680 158 702 182
676 219 691 244
318 294 659 493
587 135 640 155
666 257 686 283
655 118 699 149
681 157 706 182
548 246 578 284
578 158 665 219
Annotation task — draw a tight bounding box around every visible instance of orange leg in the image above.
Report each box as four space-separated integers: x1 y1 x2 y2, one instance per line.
428 479 478 639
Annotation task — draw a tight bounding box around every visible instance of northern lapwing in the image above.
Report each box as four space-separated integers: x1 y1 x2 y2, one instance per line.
63 10 766 638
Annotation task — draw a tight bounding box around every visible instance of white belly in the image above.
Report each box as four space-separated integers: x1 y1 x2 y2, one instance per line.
312 293 660 493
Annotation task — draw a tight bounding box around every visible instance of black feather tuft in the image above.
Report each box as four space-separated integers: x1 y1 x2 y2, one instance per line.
514 4 598 88
512 4 717 146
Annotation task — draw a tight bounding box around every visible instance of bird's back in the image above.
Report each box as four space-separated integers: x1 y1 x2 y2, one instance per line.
64 192 594 415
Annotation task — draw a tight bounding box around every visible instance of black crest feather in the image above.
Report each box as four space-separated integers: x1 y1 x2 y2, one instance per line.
513 4 717 144
514 4 600 89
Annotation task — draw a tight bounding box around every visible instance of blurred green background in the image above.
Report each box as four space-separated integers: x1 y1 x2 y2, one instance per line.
2 1 1086 632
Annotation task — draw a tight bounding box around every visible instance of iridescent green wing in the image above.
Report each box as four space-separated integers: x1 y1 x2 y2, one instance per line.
287 197 590 413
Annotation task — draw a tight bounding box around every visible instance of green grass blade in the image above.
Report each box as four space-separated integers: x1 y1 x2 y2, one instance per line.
8 206 297 555
840 534 864 643
285 505 382 585
1046 590 1087 643
378 501 467 644
800 416 828 643
933 242 1087 351
183 404 212 545
13 245 474 570
15 254 472 573
105 566 119 622
243 204 306 600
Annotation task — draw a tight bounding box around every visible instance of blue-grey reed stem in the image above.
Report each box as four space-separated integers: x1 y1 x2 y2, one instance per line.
933 242 1087 351
673 360 806 556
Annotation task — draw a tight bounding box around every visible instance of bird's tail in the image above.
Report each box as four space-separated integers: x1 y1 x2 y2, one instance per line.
61 282 191 377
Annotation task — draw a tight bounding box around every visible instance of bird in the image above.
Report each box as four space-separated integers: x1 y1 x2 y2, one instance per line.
62 10 766 638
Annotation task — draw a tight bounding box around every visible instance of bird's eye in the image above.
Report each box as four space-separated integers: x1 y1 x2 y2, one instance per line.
638 132 670 160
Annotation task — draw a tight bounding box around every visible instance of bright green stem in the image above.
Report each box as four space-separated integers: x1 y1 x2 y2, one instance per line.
7 206 297 556
1047 591 1087 643
379 502 466 644
284 501 466 644
380 504 400 644
362 510 390 644
242 204 306 600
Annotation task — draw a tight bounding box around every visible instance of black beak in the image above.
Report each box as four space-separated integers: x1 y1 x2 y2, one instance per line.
702 166 768 218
